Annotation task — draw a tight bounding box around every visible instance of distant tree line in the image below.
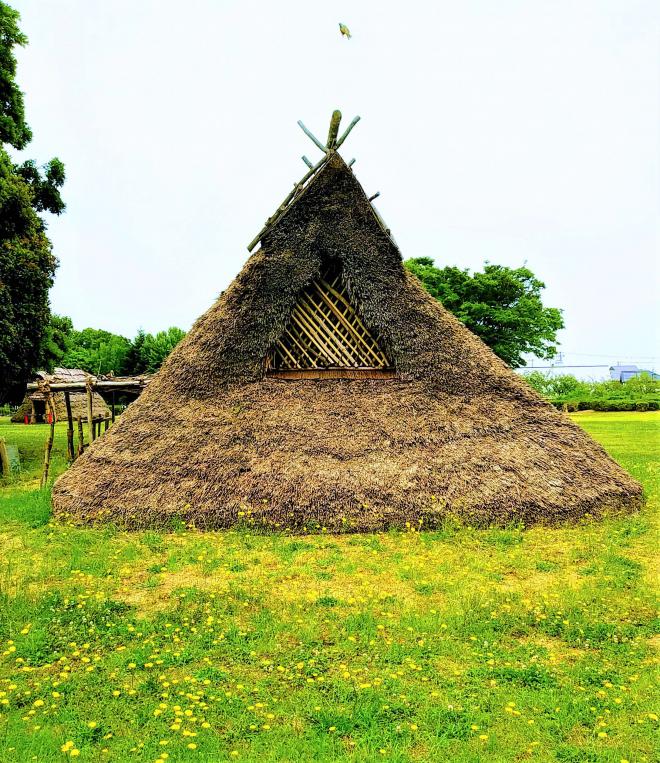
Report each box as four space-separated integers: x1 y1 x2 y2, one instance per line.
43 316 186 376
525 371 659 411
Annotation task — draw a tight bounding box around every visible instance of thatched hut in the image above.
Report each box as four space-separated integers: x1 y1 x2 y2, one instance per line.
52 114 642 530
12 369 109 424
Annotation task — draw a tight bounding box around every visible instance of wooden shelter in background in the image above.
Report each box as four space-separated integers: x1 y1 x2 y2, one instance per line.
22 368 151 468
12 369 109 424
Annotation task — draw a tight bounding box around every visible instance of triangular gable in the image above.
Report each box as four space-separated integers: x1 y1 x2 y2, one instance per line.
265 265 392 378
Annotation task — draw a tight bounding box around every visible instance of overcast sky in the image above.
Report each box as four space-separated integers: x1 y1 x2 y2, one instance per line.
12 0 660 375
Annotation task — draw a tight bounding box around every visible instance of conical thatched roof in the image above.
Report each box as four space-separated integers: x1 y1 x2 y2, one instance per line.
52 150 642 530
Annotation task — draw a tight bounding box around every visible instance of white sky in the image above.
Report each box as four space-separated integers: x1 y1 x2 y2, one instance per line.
12 0 660 376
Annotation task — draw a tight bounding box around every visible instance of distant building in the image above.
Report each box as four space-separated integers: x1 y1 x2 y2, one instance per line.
609 364 660 382
11 368 110 423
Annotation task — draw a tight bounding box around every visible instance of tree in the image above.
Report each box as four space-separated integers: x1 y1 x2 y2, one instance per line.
141 327 186 372
122 329 148 375
0 3 65 403
40 313 73 371
404 258 564 367
61 328 131 376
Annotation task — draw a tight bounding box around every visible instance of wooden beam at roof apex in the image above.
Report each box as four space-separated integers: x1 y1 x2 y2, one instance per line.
326 110 342 149
297 120 327 154
335 115 361 149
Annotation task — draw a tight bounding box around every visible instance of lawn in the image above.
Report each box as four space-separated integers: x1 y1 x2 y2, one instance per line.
0 413 658 762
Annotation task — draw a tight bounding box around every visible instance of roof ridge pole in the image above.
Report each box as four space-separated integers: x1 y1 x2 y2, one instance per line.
297 120 327 154
335 116 361 149
326 110 342 149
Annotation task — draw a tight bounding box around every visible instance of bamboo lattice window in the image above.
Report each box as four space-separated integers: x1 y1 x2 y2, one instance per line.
266 269 393 378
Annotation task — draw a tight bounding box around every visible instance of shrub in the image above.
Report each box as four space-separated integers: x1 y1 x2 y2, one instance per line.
635 402 649 412
648 401 659 411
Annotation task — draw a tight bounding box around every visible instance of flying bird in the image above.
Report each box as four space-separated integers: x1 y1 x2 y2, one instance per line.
339 23 351 39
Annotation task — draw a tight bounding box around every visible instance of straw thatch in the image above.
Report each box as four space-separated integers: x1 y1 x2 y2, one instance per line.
12 369 110 423
52 153 642 530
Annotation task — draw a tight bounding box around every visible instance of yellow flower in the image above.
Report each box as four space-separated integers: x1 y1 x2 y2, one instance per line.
186 743 197 750
70 751 80 758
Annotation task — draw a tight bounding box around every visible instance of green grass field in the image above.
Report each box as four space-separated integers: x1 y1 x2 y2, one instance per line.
0 413 658 762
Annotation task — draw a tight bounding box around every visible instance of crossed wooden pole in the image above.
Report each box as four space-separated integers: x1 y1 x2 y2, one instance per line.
247 110 360 252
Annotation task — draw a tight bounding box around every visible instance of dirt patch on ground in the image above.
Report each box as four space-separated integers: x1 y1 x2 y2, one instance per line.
116 566 231 615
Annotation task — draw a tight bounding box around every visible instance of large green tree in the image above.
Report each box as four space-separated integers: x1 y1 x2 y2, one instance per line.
0 2 65 403
404 258 564 367
140 327 186 373
61 328 131 377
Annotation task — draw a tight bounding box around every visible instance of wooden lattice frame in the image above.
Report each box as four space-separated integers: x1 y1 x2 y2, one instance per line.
266 269 393 377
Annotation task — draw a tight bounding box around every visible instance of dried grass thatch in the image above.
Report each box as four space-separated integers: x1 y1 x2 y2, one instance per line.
52 154 642 530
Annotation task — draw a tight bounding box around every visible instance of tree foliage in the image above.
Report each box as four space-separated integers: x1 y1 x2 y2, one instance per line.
140 327 186 373
60 328 131 377
525 371 659 403
48 319 186 376
40 313 72 371
0 2 65 403
404 258 564 367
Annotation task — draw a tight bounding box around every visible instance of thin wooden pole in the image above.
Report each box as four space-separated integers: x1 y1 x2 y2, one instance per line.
77 417 84 457
335 115 361 149
297 120 327 153
0 438 9 476
86 384 94 443
104 416 109 432
247 155 327 251
311 283 384 365
111 390 116 423
64 391 75 461
40 393 56 488
297 296 356 365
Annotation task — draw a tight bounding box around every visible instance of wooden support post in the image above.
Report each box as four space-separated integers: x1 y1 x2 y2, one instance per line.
40 393 56 488
0 438 9 476
77 417 84 457
86 384 94 443
64 390 75 461
111 390 116 423
104 417 109 432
